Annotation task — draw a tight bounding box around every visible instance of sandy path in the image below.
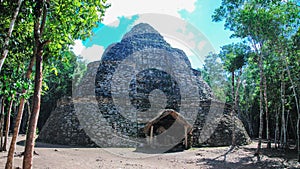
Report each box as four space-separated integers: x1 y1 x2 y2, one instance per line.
1 135 299 169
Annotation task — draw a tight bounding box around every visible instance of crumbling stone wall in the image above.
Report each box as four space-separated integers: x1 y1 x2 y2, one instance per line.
37 97 96 147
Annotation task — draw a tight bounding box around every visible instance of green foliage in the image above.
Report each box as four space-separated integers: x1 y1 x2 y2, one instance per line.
201 53 228 102
72 58 88 88
213 0 299 44
0 0 109 95
43 0 110 60
0 0 109 133
0 0 36 103
219 42 250 72
42 50 77 99
38 0 109 99
211 0 300 139
0 61 33 102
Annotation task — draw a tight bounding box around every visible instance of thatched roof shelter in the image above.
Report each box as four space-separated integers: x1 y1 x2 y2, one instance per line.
143 109 193 152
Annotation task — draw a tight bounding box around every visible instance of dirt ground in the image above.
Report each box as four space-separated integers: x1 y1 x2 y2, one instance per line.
1 135 300 169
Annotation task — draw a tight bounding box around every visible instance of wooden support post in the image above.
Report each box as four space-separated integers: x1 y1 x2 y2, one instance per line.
150 125 154 145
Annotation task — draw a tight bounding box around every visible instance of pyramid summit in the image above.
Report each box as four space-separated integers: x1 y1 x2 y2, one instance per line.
122 23 161 40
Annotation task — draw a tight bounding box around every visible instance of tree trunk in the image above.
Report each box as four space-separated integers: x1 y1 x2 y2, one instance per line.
235 69 242 118
280 72 287 149
256 53 264 161
0 98 5 151
286 110 290 141
282 55 300 161
0 0 23 72
231 71 236 147
23 0 48 168
245 94 254 137
5 57 35 169
275 107 279 149
232 68 242 146
247 112 254 137
288 113 297 141
26 101 31 131
23 44 43 169
263 73 271 149
3 95 14 151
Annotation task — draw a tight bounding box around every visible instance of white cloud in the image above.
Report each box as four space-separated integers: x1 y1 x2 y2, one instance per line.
81 45 104 63
164 37 194 57
109 19 120 27
71 40 104 63
72 40 85 56
103 0 196 25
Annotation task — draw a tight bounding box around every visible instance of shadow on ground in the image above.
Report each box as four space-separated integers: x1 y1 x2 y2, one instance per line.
196 145 298 169
17 140 77 148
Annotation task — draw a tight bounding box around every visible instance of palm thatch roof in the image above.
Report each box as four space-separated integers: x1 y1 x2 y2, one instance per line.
144 109 193 136
141 109 193 152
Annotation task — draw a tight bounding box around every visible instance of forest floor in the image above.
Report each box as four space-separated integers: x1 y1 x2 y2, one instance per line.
1 135 300 169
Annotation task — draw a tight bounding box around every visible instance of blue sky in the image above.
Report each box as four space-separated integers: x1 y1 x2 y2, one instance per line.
179 0 239 52
73 0 240 68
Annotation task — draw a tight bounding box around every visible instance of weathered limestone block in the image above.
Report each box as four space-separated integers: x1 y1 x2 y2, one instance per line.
202 114 251 146
37 97 96 147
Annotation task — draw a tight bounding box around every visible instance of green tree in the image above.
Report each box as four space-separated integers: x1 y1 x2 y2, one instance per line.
38 50 78 129
0 56 32 152
21 0 109 168
201 52 227 101
1 0 109 168
219 42 250 146
213 0 299 159
0 0 23 72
